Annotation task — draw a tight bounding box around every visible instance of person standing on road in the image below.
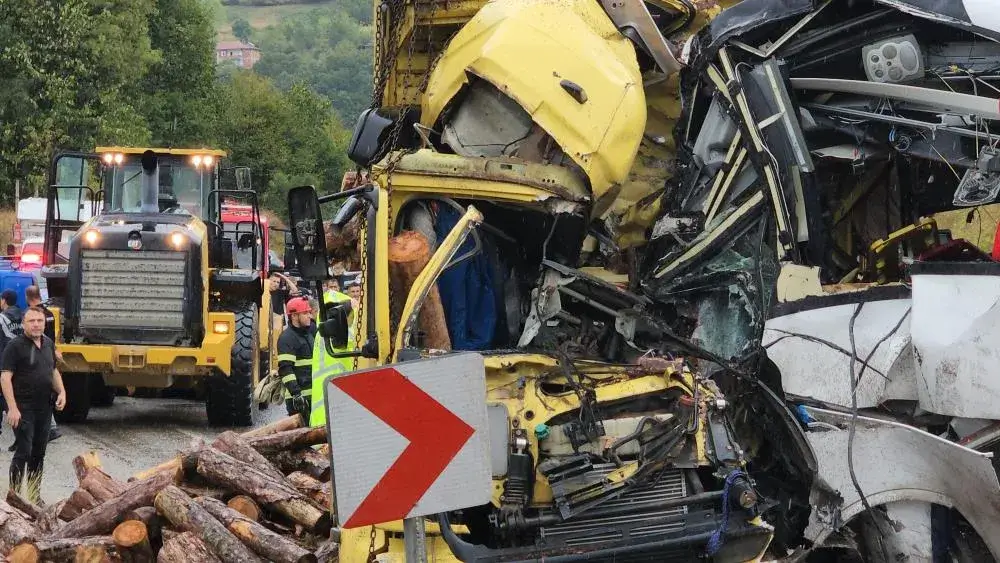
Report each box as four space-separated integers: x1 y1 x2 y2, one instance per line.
25 286 62 443
0 289 22 437
276 297 315 422
1 306 66 503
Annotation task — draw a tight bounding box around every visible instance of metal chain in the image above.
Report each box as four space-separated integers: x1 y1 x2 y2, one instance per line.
366 522 378 562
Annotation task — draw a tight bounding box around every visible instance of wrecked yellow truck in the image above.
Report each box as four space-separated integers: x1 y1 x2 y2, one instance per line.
292 0 1000 561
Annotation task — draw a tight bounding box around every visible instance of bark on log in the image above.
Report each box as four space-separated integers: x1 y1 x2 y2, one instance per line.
241 415 303 439
286 472 332 510
156 531 221 563
177 484 226 501
194 447 330 534
0 499 38 552
39 499 67 535
14 537 114 562
52 469 179 539
130 456 182 483
113 520 154 563
80 468 125 503
196 497 317 563
154 486 264 563
211 431 285 483
271 449 331 481
60 490 99 521
314 540 338 563
73 544 112 563
6 490 42 521
388 230 451 350
225 496 260 522
72 453 103 482
246 426 327 455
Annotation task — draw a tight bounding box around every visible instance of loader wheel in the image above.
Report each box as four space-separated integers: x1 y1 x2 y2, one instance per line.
55 373 91 423
89 374 116 407
206 303 257 427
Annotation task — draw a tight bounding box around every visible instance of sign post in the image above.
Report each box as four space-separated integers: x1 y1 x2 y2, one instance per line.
325 352 492 558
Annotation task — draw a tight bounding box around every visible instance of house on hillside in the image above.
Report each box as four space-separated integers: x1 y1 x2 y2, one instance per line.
215 40 261 69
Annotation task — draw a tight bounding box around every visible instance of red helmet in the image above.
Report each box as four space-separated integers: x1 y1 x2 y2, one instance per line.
286 297 313 314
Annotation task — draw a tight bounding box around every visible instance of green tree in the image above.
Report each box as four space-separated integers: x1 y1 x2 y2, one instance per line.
211 73 349 217
142 0 218 147
253 6 372 125
231 17 252 42
0 0 157 201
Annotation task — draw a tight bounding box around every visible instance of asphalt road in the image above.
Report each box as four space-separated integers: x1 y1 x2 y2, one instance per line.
0 396 286 504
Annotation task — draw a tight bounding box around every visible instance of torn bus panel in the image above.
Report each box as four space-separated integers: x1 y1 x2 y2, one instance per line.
639 0 1000 558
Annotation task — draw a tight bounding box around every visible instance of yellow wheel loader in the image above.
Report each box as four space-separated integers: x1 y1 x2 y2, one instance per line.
42 147 272 427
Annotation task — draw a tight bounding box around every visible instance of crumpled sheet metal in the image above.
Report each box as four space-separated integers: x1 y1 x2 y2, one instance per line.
803 406 1000 560
764 298 916 409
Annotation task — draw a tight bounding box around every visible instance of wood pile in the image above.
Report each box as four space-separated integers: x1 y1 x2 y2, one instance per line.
0 416 338 563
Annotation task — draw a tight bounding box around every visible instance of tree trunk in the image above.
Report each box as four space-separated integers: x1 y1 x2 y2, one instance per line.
39 499 68 535
72 544 112 563
13 537 113 562
52 469 179 539
246 426 327 455
241 415 303 439
122 507 161 548
388 230 451 350
211 431 285 483
314 539 338 563
196 497 317 563
270 449 331 481
7 543 39 563
80 468 125 503
0 499 38 552
225 496 260 522
177 484 227 501
286 472 332 510
6 490 42 521
156 532 221 563
60 490 99 521
153 486 264 563
194 448 330 534
113 520 154 563
72 453 103 482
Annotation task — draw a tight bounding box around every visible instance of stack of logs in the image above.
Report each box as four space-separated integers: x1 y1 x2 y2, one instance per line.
0 415 338 563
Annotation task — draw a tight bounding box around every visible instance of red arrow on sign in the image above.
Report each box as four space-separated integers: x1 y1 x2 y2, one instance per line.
333 367 475 528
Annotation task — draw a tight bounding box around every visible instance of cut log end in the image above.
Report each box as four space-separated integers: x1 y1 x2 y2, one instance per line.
112 520 147 548
226 496 260 522
8 543 40 563
388 231 431 264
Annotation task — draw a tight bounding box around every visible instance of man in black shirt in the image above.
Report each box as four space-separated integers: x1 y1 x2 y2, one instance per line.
1 307 66 502
25 286 62 443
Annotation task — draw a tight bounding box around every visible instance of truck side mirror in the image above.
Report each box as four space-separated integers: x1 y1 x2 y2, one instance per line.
318 301 351 349
287 185 328 282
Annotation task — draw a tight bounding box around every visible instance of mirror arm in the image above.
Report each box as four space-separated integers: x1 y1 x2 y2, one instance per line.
318 185 373 205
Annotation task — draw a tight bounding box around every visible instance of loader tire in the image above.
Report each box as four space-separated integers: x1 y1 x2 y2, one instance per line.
89 374 116 407
206 303 257 427
55 373 91 423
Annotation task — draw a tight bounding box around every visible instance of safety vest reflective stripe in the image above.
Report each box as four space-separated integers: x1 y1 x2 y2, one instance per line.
280 374 297 384
277 354 297 363
294 358 312 367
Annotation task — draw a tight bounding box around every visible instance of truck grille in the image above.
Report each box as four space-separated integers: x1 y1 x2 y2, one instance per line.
540 466 688 548
79 249 187 330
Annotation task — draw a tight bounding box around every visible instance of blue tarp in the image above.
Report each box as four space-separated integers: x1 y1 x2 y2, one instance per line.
434 206 497 350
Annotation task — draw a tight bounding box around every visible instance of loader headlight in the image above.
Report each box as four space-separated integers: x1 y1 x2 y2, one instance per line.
169 231 187 249
191 155 203 167
212 321 230 334
83 230 99 246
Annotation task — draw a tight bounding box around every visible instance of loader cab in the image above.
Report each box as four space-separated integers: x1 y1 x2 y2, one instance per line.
97 149 223 222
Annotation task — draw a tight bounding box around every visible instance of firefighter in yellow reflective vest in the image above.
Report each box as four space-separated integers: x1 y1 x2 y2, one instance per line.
309 289 355 427
276 297 315 420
